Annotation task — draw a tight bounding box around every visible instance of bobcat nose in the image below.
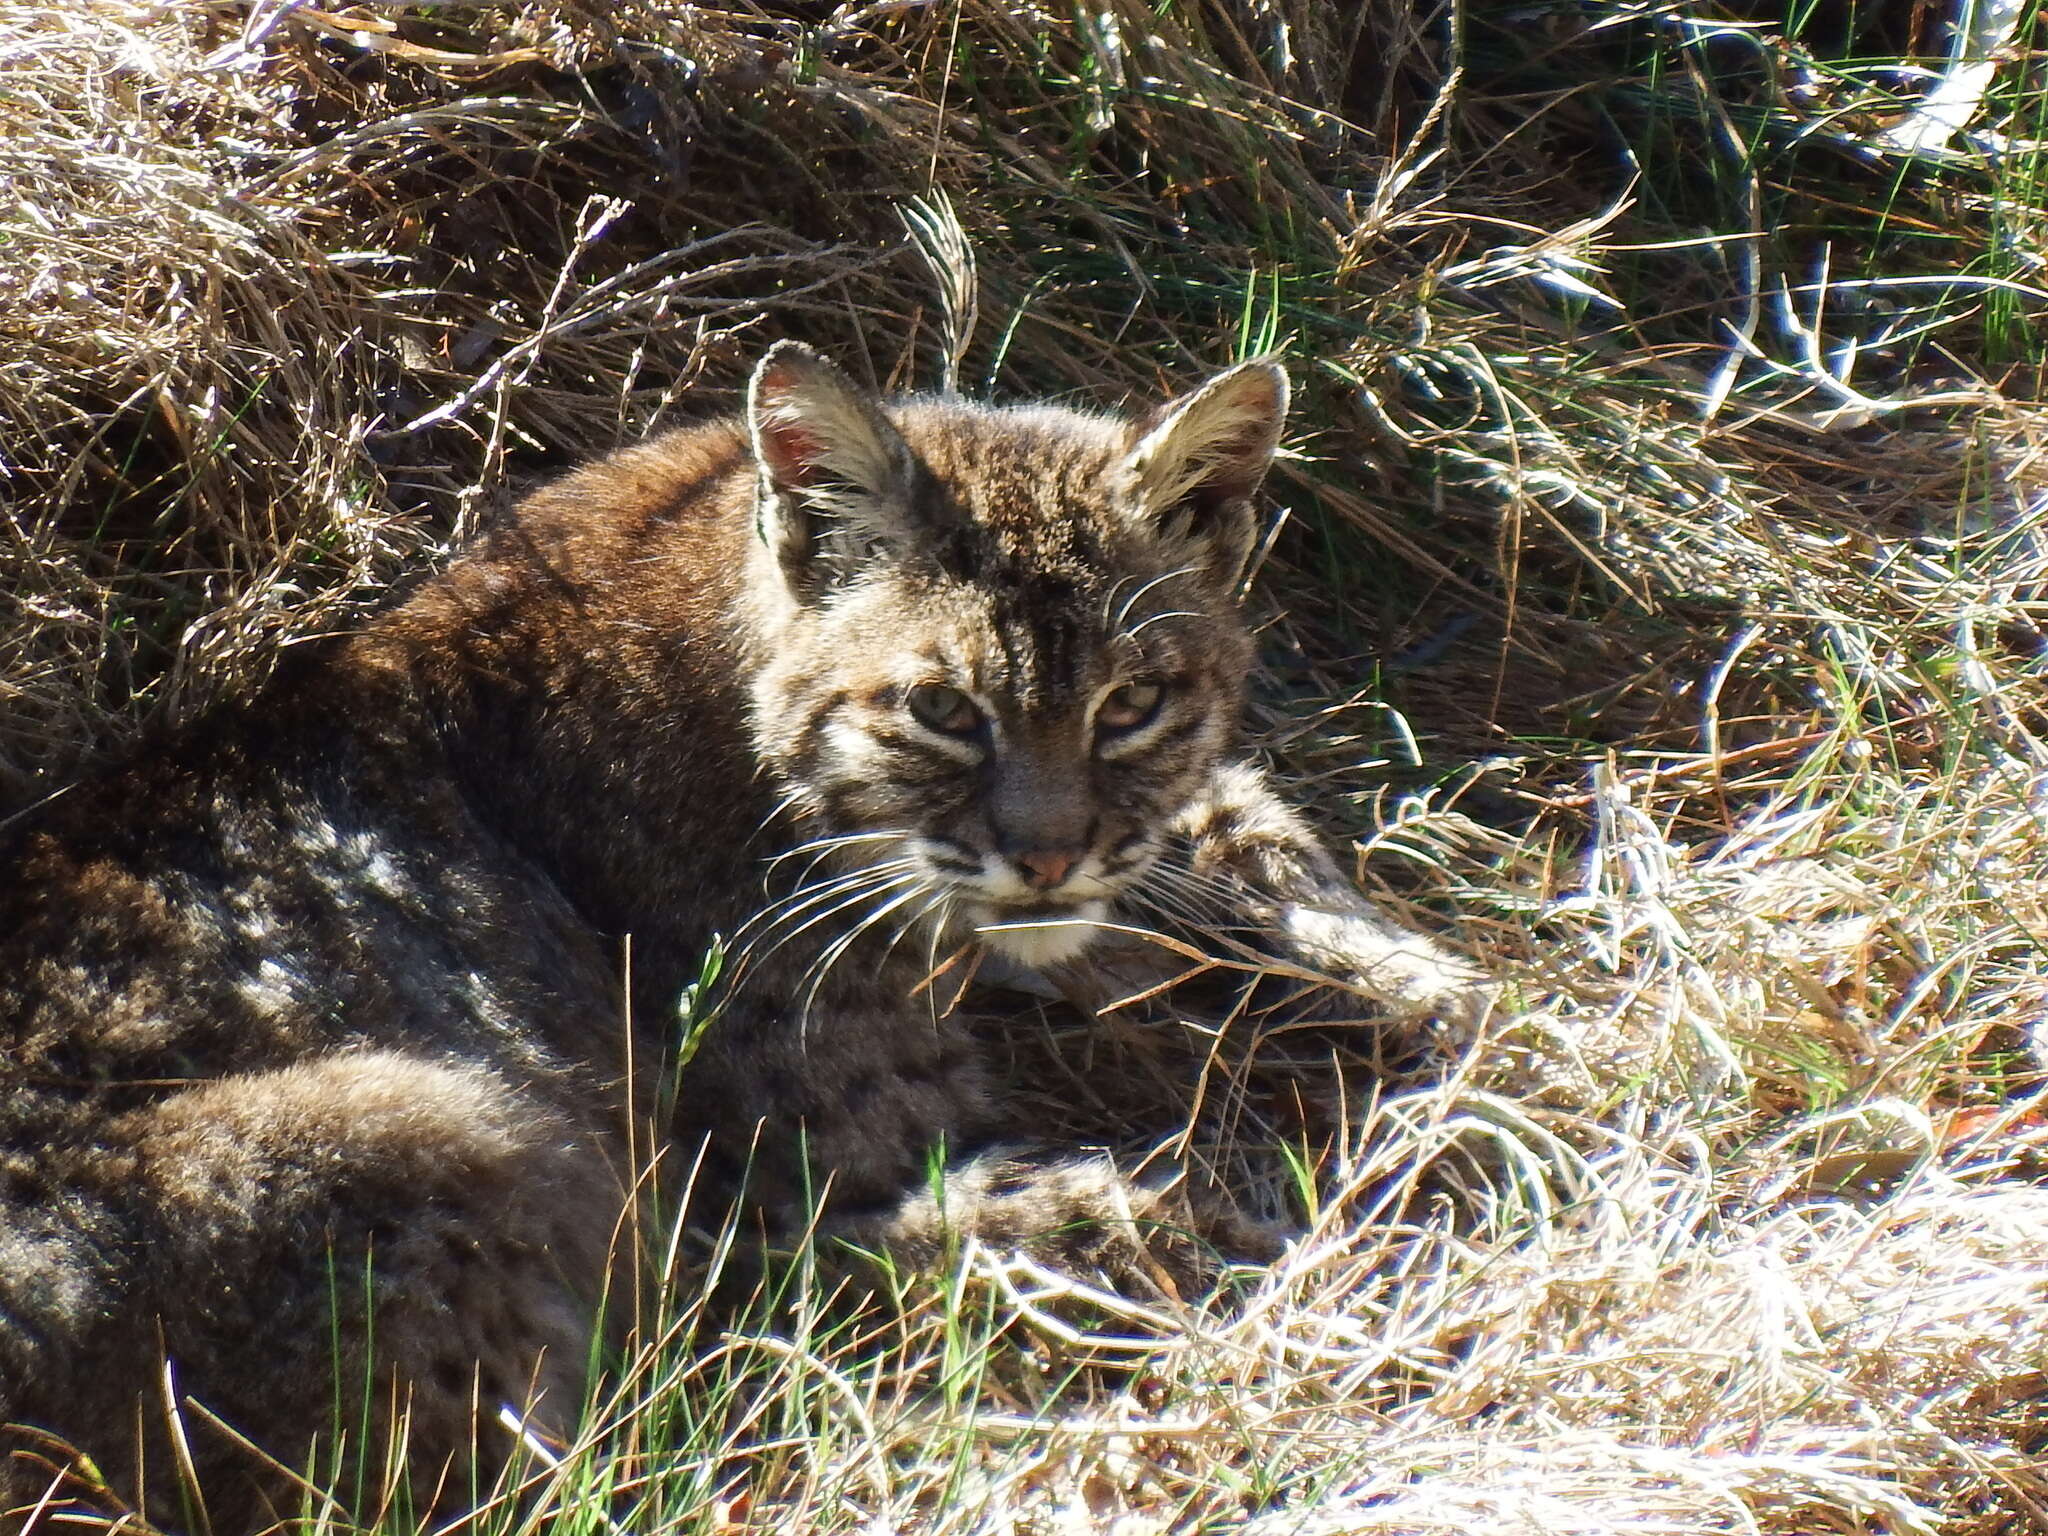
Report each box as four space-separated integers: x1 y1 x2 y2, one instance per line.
1014 849 1079 889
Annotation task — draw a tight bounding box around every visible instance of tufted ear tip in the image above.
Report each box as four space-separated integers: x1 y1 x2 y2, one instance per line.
1206 357 1289 433
751 339 830 399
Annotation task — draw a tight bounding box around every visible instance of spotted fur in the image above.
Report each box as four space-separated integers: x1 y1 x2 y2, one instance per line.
0 344 1488 1528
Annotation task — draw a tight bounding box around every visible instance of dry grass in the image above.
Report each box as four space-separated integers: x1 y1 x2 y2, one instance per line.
5 2 2048 1532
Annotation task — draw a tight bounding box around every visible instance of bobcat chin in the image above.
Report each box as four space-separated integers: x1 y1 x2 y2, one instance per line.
0 343 1490 1528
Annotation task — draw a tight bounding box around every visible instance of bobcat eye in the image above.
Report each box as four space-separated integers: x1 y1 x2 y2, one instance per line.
906 682 981 736
1097 680 1165 733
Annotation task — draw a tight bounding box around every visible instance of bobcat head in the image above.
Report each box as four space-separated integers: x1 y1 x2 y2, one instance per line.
739 343 1288 967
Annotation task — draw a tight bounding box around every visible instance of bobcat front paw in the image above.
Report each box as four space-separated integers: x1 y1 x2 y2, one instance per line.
834 1150 1277 1300
1280 902 1498 1026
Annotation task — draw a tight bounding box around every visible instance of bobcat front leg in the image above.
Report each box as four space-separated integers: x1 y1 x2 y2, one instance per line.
686 995 1267 1293
1165 761 1496 1025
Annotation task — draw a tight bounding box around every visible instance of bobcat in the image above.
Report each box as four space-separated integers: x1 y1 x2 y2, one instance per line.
0 343 1487 1527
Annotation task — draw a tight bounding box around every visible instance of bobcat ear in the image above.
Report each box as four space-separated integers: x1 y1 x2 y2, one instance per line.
747 341 916 596
1119 359 1288 591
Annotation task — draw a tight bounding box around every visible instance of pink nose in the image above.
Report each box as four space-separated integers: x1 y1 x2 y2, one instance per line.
1015 850 1078 889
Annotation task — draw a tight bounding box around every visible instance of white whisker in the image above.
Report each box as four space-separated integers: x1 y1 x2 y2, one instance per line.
1111 564 1200 633
749 876 924 992
749 785 811 840
877 888 955 974
796 880 933 1031
1122 609 1203 642
1097 570 1145 630
727 861 920 974
762 828 906 872
733 858 916 943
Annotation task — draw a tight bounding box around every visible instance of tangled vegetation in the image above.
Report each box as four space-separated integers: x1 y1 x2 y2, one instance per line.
3 1 2046 1531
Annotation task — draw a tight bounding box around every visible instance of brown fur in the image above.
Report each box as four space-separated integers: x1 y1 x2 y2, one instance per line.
0 345 1488 1527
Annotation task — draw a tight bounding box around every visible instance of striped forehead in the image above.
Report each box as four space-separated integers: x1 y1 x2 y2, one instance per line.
887 402 1206 707
983 574 1100 707
906 407 1126 541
